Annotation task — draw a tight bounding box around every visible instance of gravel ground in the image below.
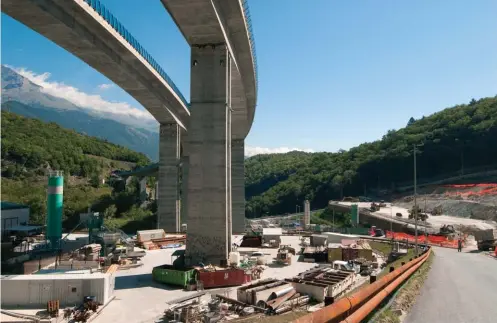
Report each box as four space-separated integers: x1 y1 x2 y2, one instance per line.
404 246 497 323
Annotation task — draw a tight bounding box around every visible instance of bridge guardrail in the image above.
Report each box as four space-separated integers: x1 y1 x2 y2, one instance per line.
84 0 189 108
241 0 258 92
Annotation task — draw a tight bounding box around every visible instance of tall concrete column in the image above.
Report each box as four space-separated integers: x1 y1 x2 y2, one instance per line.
180 155 189 228
139 177 148 203
185 44 232 266
232 139 246 233
158 123 181 233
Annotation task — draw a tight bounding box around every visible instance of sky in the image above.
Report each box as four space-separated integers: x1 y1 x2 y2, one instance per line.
2 0 497 156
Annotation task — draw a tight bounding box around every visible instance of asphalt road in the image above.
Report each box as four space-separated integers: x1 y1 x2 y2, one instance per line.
405 247 497 323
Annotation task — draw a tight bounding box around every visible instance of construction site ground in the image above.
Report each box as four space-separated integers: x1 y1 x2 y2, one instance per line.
92 236 320 323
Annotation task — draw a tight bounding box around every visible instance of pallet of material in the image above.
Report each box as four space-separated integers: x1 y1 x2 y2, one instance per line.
152 236 186 246
105 264 119 274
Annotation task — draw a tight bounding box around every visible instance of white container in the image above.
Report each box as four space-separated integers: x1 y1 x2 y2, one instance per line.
229 252 240 266
137 229 166 242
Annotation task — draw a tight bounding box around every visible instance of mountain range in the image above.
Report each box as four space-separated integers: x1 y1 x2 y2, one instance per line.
1 65 159 160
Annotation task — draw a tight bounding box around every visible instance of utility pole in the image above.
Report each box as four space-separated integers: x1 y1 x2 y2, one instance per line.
414 145 418 256
424 197 427 237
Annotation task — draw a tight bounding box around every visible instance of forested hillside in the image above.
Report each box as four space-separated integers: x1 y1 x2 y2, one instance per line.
245 96 497 217
1 111 154 230
1 111 149 179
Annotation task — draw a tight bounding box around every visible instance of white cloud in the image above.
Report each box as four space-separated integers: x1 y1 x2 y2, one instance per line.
245 146 315 157
97 83 113 90
10 66 154 121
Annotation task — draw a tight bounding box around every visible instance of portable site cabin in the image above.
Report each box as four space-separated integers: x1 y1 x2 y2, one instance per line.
1 272 115 308
262 228 282 247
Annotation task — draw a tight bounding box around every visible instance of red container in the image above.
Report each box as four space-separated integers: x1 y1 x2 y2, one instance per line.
197 268 248 289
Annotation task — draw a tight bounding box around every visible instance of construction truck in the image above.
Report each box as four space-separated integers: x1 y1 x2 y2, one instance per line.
370 203 380 212
474 229 497 251
439 224 455 236
408 206 428 221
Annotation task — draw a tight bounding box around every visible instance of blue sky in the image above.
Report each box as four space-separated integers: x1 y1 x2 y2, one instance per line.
2 0 497 155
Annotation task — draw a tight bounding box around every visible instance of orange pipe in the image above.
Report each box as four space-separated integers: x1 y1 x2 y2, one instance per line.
340 248 431 323
292 250 430 323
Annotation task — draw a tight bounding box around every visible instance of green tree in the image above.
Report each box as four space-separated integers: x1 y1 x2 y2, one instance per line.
104 205 117 219
90 174 101 188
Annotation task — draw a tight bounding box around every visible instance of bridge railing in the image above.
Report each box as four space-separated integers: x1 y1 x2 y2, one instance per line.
241 0 258 93
84 0 189 108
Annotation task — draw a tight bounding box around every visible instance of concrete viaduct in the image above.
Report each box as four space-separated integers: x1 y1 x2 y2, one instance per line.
2 0 258 265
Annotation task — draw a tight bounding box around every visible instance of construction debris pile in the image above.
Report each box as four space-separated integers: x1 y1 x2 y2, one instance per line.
164 292 265 323
285 267 356 302
70 243 102 261
62 298 100 323
241 279 310 315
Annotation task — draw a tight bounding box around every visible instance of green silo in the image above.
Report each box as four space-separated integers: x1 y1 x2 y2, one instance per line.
46 171 64 247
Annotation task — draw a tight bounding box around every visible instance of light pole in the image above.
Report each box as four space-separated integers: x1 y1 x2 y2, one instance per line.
390 203 393 241
413 144 419 256
424 197 427 238
332 207 335 232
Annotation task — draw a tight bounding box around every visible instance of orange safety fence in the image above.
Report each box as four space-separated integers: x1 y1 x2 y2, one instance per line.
385 230 466 249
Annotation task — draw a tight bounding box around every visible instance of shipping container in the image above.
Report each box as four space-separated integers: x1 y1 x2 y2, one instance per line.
311 235 328 247
358 248 373 261
327 247 342 263
152 265 196 287
197 268 249 289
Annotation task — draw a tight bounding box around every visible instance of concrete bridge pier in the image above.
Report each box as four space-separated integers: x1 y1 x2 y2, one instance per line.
180 155 189 229
139 177 148 203
232 139 246 234
158 123 181 233
185 44 232 266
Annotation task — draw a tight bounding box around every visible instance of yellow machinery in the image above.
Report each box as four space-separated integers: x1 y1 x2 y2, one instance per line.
276 249 292 265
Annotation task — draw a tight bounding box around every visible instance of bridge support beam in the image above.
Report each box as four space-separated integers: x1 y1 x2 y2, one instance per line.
232 139 245 233
185 44 232 266
158 123 181 233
